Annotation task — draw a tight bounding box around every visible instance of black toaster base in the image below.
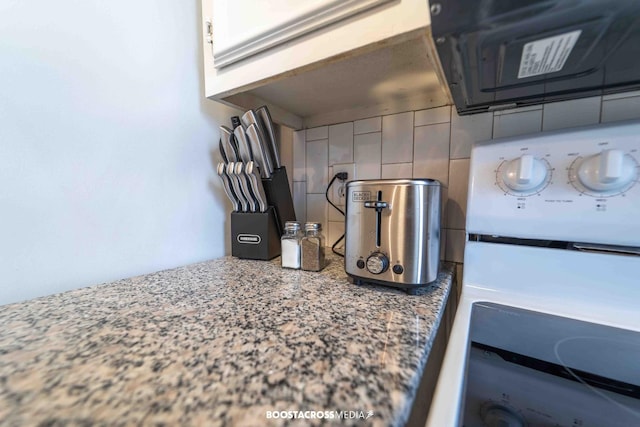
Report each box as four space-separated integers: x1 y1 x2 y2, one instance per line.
348 273 435 295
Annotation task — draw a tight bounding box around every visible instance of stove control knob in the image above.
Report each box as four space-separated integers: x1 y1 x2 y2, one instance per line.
577 149 637 192
366 253 389 274
501 154 548 192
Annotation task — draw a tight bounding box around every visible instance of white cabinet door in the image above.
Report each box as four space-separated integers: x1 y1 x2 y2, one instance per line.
212 0 393 69
202 0 450 129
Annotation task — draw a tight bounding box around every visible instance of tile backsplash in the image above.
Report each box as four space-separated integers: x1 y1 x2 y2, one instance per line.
291 91 640 267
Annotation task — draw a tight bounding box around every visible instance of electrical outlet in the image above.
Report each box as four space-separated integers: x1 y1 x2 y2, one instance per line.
331 163 356 205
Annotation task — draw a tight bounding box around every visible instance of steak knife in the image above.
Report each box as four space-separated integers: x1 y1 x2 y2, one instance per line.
220 126 239 162
233 162 257 212
226 162 249 212
246 123 273 179
240 109 258 130
245 161 268 213
218 139 228 164
242 110 274 174
233 125 253 163
256 106 281 169
217 162 240 212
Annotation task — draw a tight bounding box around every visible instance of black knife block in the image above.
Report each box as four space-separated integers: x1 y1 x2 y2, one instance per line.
261 167 296 235
231 207 281 260
229 167 296 260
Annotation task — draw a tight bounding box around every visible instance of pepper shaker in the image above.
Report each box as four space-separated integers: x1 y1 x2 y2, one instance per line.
301 222 325 271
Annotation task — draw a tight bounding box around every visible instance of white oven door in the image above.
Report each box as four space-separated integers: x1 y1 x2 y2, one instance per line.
462 302 640 427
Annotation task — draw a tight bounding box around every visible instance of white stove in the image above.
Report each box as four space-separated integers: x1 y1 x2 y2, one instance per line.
426 120 640 427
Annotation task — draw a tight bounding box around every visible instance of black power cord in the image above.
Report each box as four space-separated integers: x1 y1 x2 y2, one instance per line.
326 172 348 257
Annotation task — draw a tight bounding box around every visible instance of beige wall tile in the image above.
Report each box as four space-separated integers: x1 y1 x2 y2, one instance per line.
542 97 601 131
306 126 328 141
601 95 640 123
446 159 470 230
292 130 306 182
354 132 381 179
493 109 543 139
305 139 328 193
306 194 327 233
493 105 542 115
382 112 414 163
327 221 345 252
328 122 354 165
413 122 450 185
293 181 306 222
354 116 382 134
445 229 465 263
450 111 492 159
439 228 447 261
415 105 451 126
381 163 413 179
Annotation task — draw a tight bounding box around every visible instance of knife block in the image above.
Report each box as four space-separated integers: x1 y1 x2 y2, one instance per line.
230 207 281 260
261 167 296 236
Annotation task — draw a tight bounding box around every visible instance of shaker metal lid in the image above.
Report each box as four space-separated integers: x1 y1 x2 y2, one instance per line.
284 221 301 230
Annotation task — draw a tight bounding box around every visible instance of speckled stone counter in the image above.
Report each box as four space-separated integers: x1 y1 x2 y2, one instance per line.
0 255 454 426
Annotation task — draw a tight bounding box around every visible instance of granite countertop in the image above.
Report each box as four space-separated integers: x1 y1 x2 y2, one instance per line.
0 255 454 426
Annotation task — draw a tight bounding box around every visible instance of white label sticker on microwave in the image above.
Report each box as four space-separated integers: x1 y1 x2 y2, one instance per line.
518 30 581 79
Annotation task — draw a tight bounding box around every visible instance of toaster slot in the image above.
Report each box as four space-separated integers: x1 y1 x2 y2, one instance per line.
364 190 388 248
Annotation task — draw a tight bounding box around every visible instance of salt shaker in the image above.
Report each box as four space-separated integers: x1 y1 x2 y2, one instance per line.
301 222 325 272
281 221 303 269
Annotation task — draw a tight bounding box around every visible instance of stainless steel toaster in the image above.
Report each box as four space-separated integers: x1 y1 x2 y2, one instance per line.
344 179 441 294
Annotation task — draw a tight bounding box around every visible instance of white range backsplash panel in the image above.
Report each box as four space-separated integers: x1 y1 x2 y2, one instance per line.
467 120 640 246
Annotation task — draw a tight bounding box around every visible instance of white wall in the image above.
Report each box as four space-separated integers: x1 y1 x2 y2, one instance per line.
0 1 240 305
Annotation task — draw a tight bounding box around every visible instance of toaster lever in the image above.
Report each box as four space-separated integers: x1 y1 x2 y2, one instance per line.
364 201 388 211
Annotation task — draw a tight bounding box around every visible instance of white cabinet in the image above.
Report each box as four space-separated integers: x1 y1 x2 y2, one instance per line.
202 0 451 129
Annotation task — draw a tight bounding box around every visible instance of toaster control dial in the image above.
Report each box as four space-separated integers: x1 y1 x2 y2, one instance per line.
366 253 389 274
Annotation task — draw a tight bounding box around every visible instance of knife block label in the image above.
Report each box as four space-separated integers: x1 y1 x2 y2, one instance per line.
237 234 261 244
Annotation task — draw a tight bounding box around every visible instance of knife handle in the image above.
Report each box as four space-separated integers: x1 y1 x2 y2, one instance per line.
242 111 273 174
220 126 238 163
240 110 257 130
246 124 272 179
218 139 228 164
234 162 258 212
217 163 240 212
226 163 249 212
246 161 268 213
234 126 253 164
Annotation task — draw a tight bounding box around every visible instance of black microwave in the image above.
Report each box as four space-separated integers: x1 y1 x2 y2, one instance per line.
431 0 640 115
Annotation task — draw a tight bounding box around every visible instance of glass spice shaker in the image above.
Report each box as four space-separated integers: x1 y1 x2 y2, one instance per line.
281 221 303 269
301 222 325 272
